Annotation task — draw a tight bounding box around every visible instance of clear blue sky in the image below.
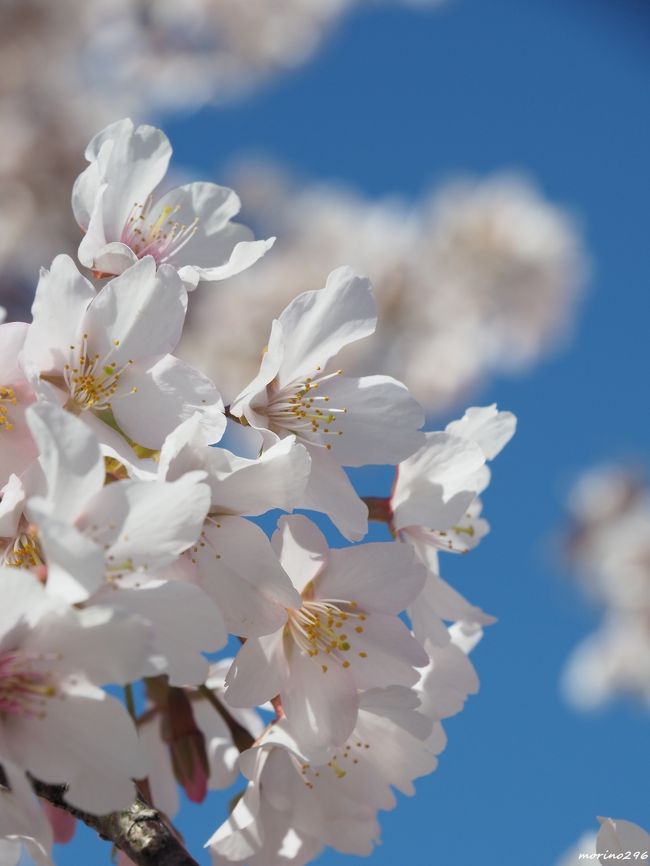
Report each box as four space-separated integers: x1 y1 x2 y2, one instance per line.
54 1 650 864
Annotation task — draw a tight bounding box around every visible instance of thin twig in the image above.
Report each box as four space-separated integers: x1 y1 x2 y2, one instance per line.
197 684 255 752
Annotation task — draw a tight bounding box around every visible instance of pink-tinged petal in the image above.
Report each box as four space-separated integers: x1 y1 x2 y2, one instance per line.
0 322 29 383
151 183 241 240
0 569 52 650
319 542 425 615
282 647 358 756
0 474 27 537
230 318 285 426
81 119 172 241
202 438 310 517
191 698 241 791
160 418 310 516
417 638 480 721
295 447 368 542
77 184 111 269
138 715 179 818
224 632 287 708
25 403 105 520
182 237 275 288
276 267 377 387
407 570 494 648
195 517 297 637
72 148 105 230
145 181 267 286
112 355 225 448
391 432 486 531
271 515 328 594
0 761 54 866
4 679 145 814
22 603 153 686
82 259 187 368
322 374 424 467
446 404 517 460
336 613 427 691
41 800 76 844
27 513 105 604
23 256 94 374
91 578 225 686
78 473 210 573
88 242 140 277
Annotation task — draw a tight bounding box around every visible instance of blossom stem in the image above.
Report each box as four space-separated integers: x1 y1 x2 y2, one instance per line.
197 684 255 752
124 683 137 724
31 778 199 866
362 496 393 523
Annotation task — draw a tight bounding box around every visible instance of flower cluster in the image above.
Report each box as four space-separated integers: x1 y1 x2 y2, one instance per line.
561 465 650 710
0 119 514 866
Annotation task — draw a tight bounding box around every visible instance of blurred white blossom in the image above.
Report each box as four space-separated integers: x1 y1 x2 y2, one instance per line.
181 163 588 411
562 465 650 710
0 0 446 302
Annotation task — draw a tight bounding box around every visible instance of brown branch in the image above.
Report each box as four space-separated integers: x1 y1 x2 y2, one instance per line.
31 779 200 866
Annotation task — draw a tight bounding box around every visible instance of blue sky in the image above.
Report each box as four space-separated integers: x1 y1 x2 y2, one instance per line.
54 1 650 864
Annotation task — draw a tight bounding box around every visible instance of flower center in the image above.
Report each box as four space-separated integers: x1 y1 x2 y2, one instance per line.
0 651 57 718
121 198 198 264
266 367 347 449
4 527 44 571
0 386 17 432
62 334 136 412
297 738 371 787
286 597 367 668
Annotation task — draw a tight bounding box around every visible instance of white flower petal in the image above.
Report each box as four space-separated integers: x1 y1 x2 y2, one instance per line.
277 267 376 386
4 680 144 814
196 517 297 637
25 402 104 520
323 374 424 467
271 515 328 594
446 404 517 460
391 432 486 531
113 355 225 448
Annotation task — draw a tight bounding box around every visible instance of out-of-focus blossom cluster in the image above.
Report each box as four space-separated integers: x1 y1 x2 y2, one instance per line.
0 0 446 308
181 162 588 411
557 818 650 866
562 465 650 710
0 118 515 866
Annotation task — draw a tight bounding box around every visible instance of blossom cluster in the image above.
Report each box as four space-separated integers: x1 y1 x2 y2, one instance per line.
0 118 515 866
181 161 588 410
561 466 650 711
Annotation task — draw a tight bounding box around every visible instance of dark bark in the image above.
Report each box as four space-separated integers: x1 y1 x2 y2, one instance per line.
31 779 200 866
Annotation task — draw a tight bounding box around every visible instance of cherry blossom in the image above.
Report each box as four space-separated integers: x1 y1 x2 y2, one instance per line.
0 568 149 813
21 254 226 455
209 686 436 864
230 266 425 540
210 622 482 865
225 515 427 755
72 118 274 288
389 405 515 644
159 415 309 637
